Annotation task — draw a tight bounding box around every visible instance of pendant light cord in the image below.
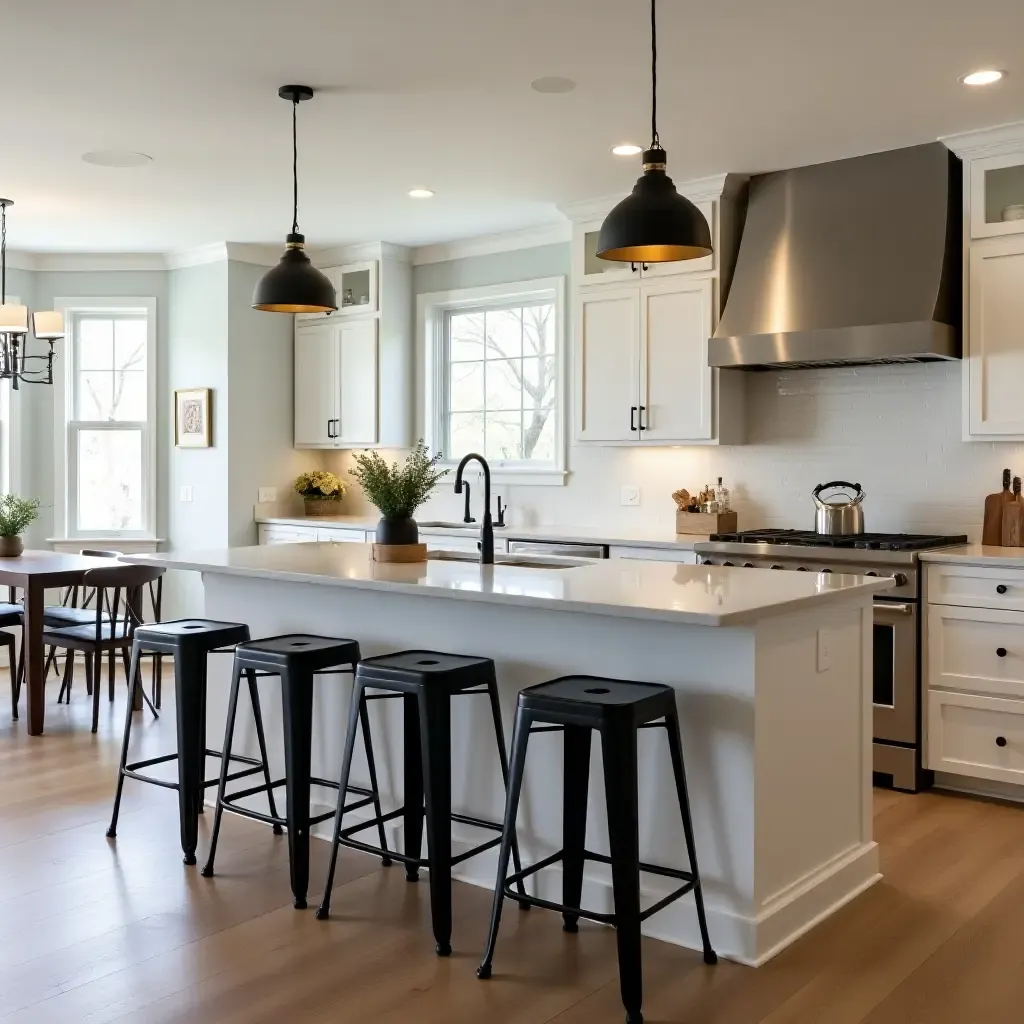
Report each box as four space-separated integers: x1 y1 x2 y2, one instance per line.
291 98 300 235
650 0 659 148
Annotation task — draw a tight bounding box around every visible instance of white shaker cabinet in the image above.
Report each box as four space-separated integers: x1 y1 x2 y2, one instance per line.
294 322 339 446
336 319 379 446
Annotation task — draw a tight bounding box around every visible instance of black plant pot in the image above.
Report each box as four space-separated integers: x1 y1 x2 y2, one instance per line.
376 516 419 546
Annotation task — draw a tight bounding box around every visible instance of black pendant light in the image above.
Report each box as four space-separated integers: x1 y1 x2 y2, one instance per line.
597 0 712 264
253 85 338 313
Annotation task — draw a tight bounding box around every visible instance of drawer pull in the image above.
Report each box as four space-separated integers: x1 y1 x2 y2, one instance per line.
997 584 1009 595
997 647 1009 658
996 736 1008 748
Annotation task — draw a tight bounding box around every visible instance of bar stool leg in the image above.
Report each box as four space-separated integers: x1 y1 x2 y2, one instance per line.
316 678 365 920
246 669 282 834
602 721 644 1024
106 641 143 838
478 708 533 979
358 695 392 865
419 688 453 956
175 645 208 865
281 666 315 909
402 693 424 882
561 724 592 932
89 650 102 733
665 710 717 965
201 659 244 877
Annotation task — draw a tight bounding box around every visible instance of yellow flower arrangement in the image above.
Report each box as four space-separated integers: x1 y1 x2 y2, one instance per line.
294 470 346 500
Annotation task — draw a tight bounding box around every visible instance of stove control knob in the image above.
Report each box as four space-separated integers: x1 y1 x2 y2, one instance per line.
866 571 879 577
796 566 808 571
702 559 714 565
723 561 735 567
770 564 783 570
892 572 908 587
743 562 754 568
821 568 834 574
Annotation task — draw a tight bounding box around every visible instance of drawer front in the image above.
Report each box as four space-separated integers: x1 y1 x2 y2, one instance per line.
316 529 365 543
424 535 481 554
927 689 1024 784
926 563 1024 611
258 525 318 545
927 605 1024 699
609 546 698 564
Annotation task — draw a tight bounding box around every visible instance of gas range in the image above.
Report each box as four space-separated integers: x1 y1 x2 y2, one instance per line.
693 529 968 793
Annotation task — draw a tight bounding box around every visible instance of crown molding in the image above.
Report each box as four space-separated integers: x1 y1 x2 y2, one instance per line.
310 241 413 267
5 250 37 271
411 222 571 266
557 173 745 224
941 120 1024 159
7 252 167 272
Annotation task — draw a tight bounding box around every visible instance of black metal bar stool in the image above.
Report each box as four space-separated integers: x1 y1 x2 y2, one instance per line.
106 619 277 866
202 634 390 910
316 650 528 957
477 675 717 1024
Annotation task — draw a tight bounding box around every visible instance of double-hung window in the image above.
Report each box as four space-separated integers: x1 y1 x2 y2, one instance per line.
422 277 566 482
57 298 156 538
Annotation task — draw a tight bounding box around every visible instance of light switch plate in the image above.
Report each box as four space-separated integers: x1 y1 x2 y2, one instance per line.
621 486 641 507
179 485 193 503
258 487 278 503
817 628 832 672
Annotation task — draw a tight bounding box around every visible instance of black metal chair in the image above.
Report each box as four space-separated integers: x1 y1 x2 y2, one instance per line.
316 650 528 957
477 675 717 1024
106 618 277 867
202 635 388 910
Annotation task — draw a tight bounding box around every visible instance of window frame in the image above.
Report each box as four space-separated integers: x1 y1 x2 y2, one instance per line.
420 277 567 486
53 296 157 540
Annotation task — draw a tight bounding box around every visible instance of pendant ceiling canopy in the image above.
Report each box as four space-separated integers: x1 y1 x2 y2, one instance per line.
253 85 338 314
597 0 712 264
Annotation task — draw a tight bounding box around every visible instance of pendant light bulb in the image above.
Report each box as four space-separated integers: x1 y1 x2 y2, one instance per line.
596 0 712 264
253 85 338 314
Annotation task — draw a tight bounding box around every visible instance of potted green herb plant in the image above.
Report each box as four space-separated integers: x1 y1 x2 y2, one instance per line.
0 494 40 557
294 470 347 516
349 440 448 545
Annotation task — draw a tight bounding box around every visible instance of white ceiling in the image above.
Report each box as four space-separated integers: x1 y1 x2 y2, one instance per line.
4 0 1024 253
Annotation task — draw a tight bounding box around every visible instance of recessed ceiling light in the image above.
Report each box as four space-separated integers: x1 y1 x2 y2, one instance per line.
408 188 434 198
612 144 643 156
81 150 153 167
530 76 576 94
960 69 1006 86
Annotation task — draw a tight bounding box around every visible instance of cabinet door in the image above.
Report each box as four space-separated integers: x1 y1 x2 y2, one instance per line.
970 153 1024 240
575 286 641 442
294 324 338 447
639 277 713 442
336 261 379 316
968 239 1024 437
337 319 379 446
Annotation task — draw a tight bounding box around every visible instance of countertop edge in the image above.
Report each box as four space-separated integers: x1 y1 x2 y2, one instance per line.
919 546 1024 568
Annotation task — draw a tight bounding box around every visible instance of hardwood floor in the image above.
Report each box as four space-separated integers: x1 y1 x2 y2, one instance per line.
2 674 1023 1023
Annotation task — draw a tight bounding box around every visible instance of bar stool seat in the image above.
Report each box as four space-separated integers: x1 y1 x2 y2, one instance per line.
202 634 389 911
316 649 528 957
477 674 717 1024
106 619 276 866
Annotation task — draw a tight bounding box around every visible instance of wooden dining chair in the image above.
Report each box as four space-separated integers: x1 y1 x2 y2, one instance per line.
43 563 166 733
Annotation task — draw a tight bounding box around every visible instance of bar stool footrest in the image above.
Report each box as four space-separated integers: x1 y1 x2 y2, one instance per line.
217 774 378 831
124 748 267 793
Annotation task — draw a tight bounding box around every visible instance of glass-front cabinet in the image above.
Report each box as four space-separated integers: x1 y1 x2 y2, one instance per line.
970 153 1024 238
295 260 379 322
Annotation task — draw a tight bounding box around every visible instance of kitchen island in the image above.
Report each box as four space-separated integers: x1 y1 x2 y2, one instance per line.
127 543 891 965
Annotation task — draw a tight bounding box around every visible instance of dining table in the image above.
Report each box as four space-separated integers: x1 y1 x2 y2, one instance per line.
0 550 129 735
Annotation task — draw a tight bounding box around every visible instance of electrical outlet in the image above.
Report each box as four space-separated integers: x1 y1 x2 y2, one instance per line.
620 485 641 507
817 628 832 672
179 485 193 503
258 487 278 503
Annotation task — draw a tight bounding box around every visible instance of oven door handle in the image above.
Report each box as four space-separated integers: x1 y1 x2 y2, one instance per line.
874 601 915 614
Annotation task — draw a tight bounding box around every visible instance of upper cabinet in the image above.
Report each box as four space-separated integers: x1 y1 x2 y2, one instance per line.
562 174 747 446
945 123 1024 439
293 242 411 449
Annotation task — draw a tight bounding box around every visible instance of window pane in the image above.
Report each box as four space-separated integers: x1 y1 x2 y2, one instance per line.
112 371 147 420
77 319 113 370
485 413 522 461
522 356 556 407
485 359 523 411
448 412 484 456
449 312 484 361
523 304 555 356
77 371 114 420
524 408 556 462
485 308 522 359
114 319 147 371
449 361 484 412
77 429 143 531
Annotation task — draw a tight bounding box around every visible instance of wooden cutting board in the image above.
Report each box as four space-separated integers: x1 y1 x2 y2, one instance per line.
1003 476 1024 546
983 468 1014 545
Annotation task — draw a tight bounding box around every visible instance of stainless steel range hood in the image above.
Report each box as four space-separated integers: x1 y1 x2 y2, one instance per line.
709 143 962 370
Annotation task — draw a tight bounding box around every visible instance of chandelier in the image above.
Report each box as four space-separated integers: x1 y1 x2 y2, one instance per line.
0 199 64 389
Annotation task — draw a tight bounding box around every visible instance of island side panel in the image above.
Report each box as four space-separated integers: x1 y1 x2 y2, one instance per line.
201 570 763 959
751 598 880 964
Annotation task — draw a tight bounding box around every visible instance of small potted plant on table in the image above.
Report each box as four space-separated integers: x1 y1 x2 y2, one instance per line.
0 494 40 557
294 470 347 516
349 440 448 547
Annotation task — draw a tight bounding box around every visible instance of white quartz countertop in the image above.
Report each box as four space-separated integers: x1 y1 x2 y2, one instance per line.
127 543 892 627
256 514 708 551
919 544 1024 568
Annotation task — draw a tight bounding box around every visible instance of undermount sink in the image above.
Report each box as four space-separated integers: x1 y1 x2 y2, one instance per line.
417 521 475 530
428 551 585 571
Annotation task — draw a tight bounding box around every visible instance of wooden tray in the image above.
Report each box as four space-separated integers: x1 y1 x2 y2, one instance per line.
676 510 738 535
371 543 428 563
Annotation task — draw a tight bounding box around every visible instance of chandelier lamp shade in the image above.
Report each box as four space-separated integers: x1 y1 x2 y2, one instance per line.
0 199 65 389
596 0 712 264
253 85 338 314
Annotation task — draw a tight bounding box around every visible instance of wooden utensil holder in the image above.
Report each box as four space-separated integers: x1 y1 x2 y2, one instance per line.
676 511 737 535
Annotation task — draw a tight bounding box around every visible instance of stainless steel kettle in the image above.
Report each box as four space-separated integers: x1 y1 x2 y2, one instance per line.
812 481 866 535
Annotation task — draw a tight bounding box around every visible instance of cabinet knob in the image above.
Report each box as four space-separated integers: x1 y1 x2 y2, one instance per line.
892 573 908 587
701 559 714 565
997 584 1009 594
996 736 1008 748
997 647 1008 658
